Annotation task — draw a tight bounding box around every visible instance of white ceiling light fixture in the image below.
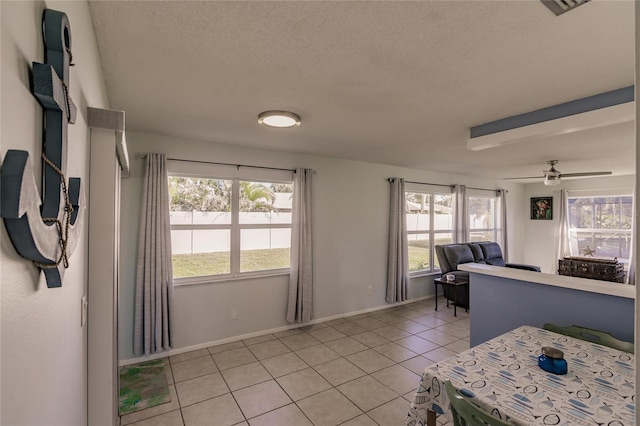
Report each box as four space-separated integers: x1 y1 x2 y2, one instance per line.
258 110 301 128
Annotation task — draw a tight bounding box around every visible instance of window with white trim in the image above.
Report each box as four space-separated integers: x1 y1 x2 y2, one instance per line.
567 191 633 265
466 191 502 244
405 186 453 274
168 164 293 284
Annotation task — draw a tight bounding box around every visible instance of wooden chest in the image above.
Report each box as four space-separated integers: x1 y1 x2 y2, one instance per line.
558 256 625 283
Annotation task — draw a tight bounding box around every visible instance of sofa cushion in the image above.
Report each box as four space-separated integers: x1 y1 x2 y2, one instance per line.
479 242 503 261
468 243 485 262
443 245 474 270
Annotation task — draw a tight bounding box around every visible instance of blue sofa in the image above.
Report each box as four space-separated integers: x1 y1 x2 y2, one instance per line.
435 242 541 308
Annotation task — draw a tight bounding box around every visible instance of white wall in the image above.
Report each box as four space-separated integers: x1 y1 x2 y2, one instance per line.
119 131 526 361
1 1 109 424
522 175 636 273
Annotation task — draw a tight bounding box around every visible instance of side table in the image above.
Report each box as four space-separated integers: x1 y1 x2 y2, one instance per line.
433 277 469 317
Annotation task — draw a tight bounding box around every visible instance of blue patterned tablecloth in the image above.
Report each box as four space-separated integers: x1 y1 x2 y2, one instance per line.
406 325 635 425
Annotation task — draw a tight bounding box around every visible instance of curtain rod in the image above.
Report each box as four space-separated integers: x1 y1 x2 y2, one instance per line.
387 178 453 189
387 178 505 193
136 153 296 173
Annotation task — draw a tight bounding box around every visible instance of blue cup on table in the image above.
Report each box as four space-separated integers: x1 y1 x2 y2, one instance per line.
538 346 567 375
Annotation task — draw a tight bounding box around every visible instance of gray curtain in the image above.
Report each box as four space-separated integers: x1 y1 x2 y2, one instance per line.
554 189 570 272
499 189 509 261
287 168 314 323
454 184 467 243
134 153 175 356
386 178 409 303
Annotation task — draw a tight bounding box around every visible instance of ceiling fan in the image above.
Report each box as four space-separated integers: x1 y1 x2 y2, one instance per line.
504 160 612 186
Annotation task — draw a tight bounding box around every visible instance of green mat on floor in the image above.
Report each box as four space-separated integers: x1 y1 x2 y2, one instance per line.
119 359 171 415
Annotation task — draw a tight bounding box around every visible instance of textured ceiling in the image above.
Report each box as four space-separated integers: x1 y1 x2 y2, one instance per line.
88 0 636 180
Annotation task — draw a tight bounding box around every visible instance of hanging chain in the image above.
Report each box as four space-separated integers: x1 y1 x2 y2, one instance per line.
34 153 73 270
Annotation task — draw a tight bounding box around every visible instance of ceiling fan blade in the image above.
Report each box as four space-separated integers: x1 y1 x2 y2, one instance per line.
559 171 612 178
503 176 545 180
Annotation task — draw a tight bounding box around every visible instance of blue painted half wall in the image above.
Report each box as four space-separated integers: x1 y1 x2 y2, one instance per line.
469 273 635 347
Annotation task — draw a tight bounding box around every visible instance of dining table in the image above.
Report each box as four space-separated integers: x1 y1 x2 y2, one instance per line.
406 325 635 425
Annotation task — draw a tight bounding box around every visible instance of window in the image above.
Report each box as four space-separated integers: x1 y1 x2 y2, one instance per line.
467 191 502 244
169 171 293 284
405 188 453 274
567 193 633 265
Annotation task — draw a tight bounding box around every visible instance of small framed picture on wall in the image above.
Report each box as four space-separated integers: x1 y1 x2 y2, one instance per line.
531 197 553 220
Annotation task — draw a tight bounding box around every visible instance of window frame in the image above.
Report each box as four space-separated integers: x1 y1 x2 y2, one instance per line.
466 191 501 244
168 164 294 286
566 191 633 266
405 186 454 277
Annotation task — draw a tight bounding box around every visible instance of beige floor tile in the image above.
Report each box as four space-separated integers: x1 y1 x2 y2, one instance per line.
233 380 292 419
297 389 362 426
416 329 459 346
435 324 470 339
307 327 348 343
371 326 411 341
295 344 341 366
164 359 175 385
221 362 272 391
171 355 218 383
394 335 440 354
247 339 291 360
412 315 448 328
423 347 458 363
300 323 329 331
336 376 398 412
260 352 309 378
313 358 366 386
324 337 368 357
370 364 419 395
372 342 418 363
248 403 313 426
279 333 322 351
350 331 389 348
331 322 367 336
346 350 395 374
276 368 332 401
208 340 245 354
431 310 464 323
345 313 372 322
393 320 430 334
242 334 275 346
170 349 210 365
128 410 183 426
212 347 258 370
120 385 180 425
175 372 229 407
445 339 471 354
350 317 386 331
339 414 378 426
272 328 304 339
367 397 411 426
182 393 244 426
369 313 405 325
400 356 436 375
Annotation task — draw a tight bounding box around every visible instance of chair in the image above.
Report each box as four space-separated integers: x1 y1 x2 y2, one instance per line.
444 381 510 426
543 323 634 354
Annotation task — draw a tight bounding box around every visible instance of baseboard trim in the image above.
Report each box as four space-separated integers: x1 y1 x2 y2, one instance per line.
119 294 434 366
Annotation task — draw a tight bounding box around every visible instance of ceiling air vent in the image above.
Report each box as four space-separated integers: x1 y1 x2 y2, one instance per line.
540 0 591 16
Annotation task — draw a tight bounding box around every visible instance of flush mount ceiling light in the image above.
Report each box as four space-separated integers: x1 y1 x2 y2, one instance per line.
258 111 301 128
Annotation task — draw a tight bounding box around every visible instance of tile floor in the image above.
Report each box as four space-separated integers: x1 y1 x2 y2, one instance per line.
120 298 470 426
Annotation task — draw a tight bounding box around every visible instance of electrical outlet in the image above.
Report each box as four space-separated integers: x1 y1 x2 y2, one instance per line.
81 294 88 327
230 308 237 320
367 286 373 296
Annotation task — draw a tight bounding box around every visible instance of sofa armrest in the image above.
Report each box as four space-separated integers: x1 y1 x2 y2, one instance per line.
505 263 541 272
